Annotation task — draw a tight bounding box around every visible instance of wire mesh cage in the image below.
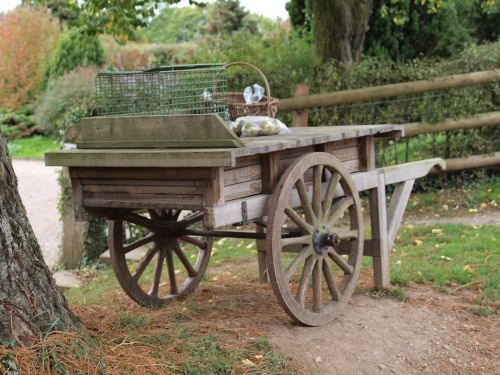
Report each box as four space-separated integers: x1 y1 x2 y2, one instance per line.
95 64 229 119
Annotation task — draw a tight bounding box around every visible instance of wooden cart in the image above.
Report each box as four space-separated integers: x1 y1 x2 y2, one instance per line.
46 116 444 326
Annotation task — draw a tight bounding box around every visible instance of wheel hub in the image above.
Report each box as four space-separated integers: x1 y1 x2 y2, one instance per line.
312 225 338 255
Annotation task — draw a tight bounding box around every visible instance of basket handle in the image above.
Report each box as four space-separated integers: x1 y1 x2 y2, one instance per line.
224 61 272 115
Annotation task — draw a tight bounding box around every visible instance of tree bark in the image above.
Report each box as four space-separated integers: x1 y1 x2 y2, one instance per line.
312 0 373 63
0 135 80 345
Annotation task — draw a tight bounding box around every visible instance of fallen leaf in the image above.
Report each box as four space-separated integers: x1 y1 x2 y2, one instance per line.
440 255 452 261
480 202 487 209
254 354 264 359
242 359 255 366
468 208 478 213
406 224 414 230
413 239 423 246
463 265 473 273
245 242 254 249
216 238 226 246
395 260 402 265
432 228 443 235
442 204 449 211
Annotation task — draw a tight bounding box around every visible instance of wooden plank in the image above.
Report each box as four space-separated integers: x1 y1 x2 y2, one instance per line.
224 179 262 201
369 173 389 288
383 158 445 185
82 184 203 195
70 177 85 220
292 83 310 127
77 114 244 149
226 155 261 169
203 167 225 207
261 152 281 193
224 164 262 186
83 198 203 211
47 125 403 168
84 191 203 203
47 149 233 168
70 167 212 180
359 135 375 171
210 170 380 227
81 179 202 186
387 179 415 250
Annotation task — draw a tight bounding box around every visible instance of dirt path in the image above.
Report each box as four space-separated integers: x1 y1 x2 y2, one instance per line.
12 159 61 268
268 292 498 374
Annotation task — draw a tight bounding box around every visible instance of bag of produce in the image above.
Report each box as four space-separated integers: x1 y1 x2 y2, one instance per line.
230 116 290 137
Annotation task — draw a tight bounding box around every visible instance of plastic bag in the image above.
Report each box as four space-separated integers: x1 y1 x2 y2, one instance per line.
230 116 290 137
243 83 265 104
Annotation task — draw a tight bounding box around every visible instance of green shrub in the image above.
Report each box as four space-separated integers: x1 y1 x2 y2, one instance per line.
36 67 98 135
46 28 105 79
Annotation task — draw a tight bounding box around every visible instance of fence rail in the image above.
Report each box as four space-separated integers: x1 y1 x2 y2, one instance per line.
277 69 500 174
278 69 500 112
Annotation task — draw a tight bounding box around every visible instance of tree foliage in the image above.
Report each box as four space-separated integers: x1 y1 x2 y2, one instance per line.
0 6 60 109
205 0 248 35
46 28 106 79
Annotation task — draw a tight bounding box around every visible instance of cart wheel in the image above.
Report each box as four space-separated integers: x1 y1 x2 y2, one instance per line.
266 153 364 326
109 210 212 306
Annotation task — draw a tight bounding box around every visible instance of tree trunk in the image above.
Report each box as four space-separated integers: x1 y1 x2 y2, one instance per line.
312 0 373 63
0 135 80 345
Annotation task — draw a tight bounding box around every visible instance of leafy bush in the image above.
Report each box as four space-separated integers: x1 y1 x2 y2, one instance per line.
36 67 98 135
0 6 60 109
46 28 105 79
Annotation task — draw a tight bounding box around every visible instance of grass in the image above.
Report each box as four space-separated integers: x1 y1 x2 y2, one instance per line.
7 135 60 159
405 177 499 217
390 224 499 302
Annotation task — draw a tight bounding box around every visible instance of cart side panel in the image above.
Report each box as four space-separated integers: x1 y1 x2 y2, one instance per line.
69 167 216 220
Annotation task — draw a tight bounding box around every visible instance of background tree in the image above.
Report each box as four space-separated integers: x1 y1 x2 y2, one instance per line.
46 28 106 79
0 135 81 345
0 6 60 109
205 0 248 35
311 0 373 63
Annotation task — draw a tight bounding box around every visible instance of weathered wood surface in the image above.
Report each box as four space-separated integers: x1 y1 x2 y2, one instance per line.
46 125 403 168
77 114 244 149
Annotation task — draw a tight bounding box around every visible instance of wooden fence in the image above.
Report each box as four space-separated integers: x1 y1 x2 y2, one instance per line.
278 69 500 172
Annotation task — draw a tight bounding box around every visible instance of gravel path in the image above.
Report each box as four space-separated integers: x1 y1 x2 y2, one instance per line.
12 159 61 268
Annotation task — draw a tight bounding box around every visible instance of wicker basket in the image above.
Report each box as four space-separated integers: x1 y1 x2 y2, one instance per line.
224 61 279 121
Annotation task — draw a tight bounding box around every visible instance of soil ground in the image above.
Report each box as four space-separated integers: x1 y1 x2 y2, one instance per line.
11 159 499 374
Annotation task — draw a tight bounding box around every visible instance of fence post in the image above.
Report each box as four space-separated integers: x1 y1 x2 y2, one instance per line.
292 83 310 127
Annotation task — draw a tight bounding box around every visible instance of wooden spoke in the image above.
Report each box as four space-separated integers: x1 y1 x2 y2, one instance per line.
322 260 341 301
284 246 313 282
312 165 323 218
322 172 341 220
281 235 311 248
336 230 359 240
149 249 164 297
173 241 197 277
148 209 161 221
260 153 364 325
123 233 156 254
327 248 354 275
165 246 178 295
132 246 158 281
179 235 207 250
109 210 212 306
123 213 156 230
312 258 323 313
296 178 315 223
295 255 316 307
327 196 354 226
285 206 312 234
